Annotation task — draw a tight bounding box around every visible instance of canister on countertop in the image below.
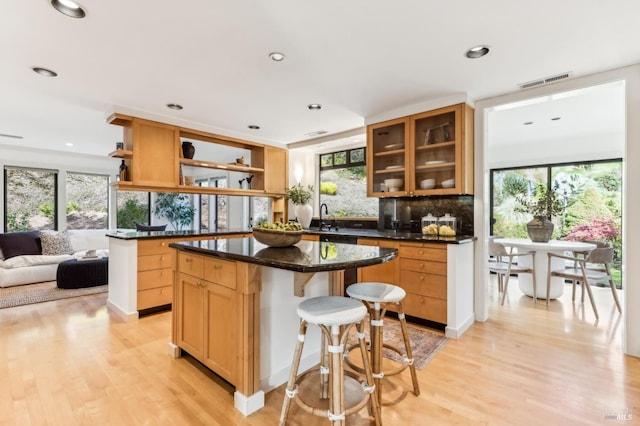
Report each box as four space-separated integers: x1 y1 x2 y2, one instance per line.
438 213 457 236
421 213 439 235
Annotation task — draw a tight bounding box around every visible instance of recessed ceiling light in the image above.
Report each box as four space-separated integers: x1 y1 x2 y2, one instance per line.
65 142 74 147
166 103 183 110
307 104 322 110
465 45 490 59
248 125 260 130
32 67 58 77
268 52 286 62
551 117 561 121
524 121 534 125
51 0 86 18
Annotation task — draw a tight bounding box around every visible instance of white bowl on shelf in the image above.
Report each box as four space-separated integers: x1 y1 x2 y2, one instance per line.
420 178 436 189
384 178 403 190
441 178 455 188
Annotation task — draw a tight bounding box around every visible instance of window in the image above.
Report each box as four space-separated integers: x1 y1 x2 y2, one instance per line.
491 159 623 286
196 177 228 230
4 166 58 231
66 172 109 229
116 191 150 229
319 147 377 218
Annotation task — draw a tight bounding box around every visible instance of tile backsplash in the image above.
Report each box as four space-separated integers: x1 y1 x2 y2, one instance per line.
379 195 474 235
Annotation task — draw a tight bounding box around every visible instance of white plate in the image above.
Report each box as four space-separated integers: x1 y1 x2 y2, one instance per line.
385 165 403 169
425 160 446 165
384 144 404 150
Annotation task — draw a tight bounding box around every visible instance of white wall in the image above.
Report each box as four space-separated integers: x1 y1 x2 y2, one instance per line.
474 63 640 357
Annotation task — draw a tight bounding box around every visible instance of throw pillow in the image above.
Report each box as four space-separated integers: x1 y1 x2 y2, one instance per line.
39 231 75 255
0 231 42 259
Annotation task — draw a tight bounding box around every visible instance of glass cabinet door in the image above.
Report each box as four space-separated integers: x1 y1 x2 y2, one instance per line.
367 117 409 196
410 105 459 194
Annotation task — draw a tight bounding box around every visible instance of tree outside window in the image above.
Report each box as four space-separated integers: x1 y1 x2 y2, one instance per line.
66 172 109 229
4 167 57 231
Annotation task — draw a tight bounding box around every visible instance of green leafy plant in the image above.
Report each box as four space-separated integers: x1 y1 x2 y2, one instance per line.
516 184 564 218
117 199 149 229
286 183 314 205
153 193 195 231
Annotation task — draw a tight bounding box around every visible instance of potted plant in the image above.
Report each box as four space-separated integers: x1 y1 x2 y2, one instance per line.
153 193 195 231
286 183 314 229
516 184 564 242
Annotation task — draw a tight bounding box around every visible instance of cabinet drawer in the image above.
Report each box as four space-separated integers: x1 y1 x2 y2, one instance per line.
138 253 174 271
402 293 447 324
138 268 174 291
138 239 172 256
399 245 446 262
137 284 173 310
204 258 236 289
400 258 447 275
178 252 204 278
357 238 399 249
399 270 447 300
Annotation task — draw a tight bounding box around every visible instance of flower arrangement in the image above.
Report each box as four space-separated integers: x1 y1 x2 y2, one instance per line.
286 183 314 205
516 184 564 218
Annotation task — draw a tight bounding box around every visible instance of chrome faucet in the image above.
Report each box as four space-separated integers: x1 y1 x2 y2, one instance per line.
319 203 329 230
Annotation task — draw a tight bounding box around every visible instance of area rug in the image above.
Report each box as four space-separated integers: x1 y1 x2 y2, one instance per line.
0 281 107 309
346 317 448 370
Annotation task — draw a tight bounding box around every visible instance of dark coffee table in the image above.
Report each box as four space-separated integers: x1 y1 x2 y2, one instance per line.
56 257 109 289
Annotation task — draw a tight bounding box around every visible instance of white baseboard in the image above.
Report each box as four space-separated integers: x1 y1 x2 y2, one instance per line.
106 299 138 322
234 390 265 416
445 314 475 339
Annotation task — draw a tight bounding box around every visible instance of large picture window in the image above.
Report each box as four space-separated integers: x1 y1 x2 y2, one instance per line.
491 159 623 286
66 172 109 229
4 166 58 231
319 147 377 218
117 191 150 229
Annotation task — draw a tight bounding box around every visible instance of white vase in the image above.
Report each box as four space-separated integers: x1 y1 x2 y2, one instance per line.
294 204 313 229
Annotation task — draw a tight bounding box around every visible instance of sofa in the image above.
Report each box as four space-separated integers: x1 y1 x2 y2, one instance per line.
0 230 110 288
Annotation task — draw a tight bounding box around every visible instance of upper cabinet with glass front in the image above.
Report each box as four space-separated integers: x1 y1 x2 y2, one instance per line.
367 103 474 197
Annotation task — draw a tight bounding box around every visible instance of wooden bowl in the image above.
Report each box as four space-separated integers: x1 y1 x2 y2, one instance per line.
252 227 303 247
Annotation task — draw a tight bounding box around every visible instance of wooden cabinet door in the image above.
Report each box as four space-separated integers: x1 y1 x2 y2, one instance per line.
204 282 238 384
263 146 288 194
357 238 399 284
131 119 179 187
367 117 409 197
176 272 205 359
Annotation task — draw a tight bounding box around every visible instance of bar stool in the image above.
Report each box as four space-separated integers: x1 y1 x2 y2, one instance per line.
345 282 420 407
279 296 381 426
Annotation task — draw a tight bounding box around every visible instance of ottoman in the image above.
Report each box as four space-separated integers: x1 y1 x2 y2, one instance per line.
56 257 109 289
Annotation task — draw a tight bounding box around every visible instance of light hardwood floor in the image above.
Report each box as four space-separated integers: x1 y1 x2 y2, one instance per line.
1 277 638 425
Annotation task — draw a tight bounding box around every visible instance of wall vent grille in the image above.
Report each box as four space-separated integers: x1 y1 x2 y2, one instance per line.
519 72 572 90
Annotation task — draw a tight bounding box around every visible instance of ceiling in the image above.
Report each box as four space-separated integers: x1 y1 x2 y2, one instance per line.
1 1 639 157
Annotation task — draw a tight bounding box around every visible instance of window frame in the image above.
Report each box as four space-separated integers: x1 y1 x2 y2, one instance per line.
4 165 59 231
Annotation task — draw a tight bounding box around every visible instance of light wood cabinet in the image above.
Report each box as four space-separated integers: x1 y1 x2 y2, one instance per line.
357 238 400 285
398 242 447 323
367 103 473 197
137 238 175 310
108 113 288 200
176 252 238 384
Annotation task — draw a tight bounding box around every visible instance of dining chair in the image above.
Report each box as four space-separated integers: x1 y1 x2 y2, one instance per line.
546 246 621 320
488 240 537 305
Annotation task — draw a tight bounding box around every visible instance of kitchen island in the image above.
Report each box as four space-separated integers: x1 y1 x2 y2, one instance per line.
168 237 396 416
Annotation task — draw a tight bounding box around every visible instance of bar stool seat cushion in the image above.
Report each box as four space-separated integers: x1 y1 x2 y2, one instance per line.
297 296 367 326
346 282 406 303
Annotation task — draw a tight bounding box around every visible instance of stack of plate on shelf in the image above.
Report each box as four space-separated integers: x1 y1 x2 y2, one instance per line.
442 178 455 188
420 178 435 189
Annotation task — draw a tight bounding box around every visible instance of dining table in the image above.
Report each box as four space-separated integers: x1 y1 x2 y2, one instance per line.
493 238 597 300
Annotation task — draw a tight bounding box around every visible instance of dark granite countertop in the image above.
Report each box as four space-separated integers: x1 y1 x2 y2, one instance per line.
169 238 397 273
106 228 252 240
304 228 476 244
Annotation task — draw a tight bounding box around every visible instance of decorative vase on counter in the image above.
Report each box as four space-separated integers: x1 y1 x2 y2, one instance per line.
294 204 313 229
182 141 195 159
527 215 554 243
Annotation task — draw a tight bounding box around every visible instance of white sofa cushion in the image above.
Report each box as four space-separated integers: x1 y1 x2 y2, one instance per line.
1 254 73 269
67 229 109 252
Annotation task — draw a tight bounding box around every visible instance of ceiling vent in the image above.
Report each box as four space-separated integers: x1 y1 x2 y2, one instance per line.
519 72 572 90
